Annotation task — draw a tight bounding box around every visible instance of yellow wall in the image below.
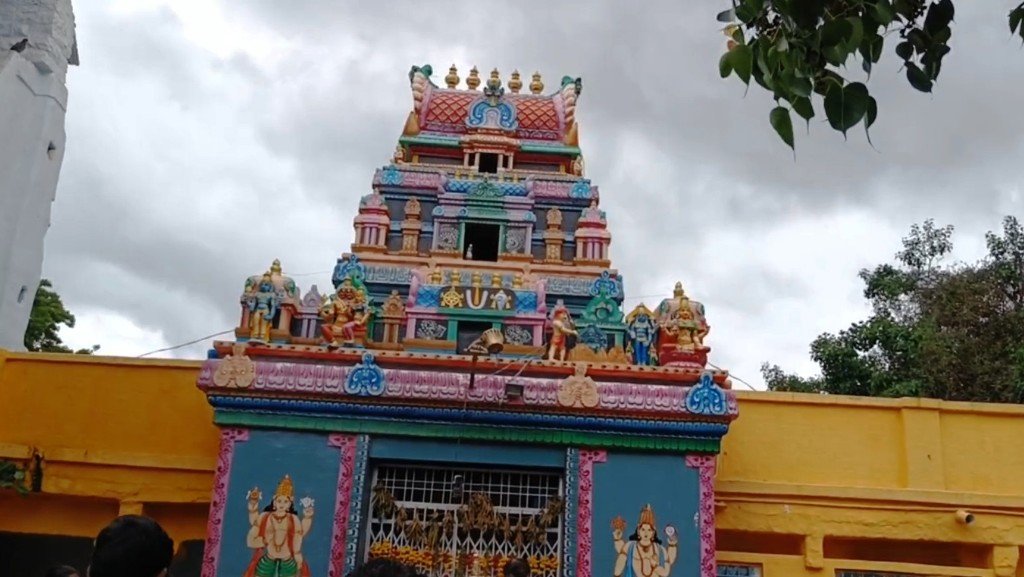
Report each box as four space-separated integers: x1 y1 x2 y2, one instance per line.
2 351 1023 576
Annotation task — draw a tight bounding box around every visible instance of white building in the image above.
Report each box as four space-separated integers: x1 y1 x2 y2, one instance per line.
0 0 78 350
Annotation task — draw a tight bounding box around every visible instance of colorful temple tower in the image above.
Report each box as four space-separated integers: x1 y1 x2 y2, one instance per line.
198 65 737 577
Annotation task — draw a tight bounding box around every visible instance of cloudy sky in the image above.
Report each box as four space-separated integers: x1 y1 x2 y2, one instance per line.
47 0 1023 389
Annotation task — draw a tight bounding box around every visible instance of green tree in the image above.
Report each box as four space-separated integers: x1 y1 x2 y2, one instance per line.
763 216 1024 403
717 1 1024 150
23 279 99 354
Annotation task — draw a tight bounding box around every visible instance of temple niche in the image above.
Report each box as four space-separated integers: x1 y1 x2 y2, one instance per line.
204 63 735 577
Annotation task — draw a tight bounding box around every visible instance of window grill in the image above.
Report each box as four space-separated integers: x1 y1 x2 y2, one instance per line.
366 464 563 577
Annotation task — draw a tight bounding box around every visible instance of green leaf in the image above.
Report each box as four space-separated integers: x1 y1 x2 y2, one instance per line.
719 52 733 78
873 0 895 26
1011 7 1024 34
770 106 795 151
932 25 952 44
846 17 865 52
824 82 870 137
893 0 916 18
907 29 930 52
865 95 878 130
820 19 853 49
924 0 955 36
895 41 914 61
728 44 754 85
789 76 813 98
791 96 815 131
906 62 933 92
716 8 736 22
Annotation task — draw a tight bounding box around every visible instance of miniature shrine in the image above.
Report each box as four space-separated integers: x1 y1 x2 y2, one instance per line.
197 64 738 577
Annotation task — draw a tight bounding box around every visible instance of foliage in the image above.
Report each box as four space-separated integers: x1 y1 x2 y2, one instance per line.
23 279 99 354
718 0 1024 150
0 460 29 495
763 216 1024 403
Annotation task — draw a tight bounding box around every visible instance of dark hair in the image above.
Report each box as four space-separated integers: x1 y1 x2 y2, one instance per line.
348 558 421 577
88 515 174 577
44 566 80 577
504 558 531 577
628 523 662 545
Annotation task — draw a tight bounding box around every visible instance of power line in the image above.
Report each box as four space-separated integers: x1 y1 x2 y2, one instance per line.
137 329 234 358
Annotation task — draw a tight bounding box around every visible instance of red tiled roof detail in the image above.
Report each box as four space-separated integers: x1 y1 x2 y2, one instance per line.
419 88 565 141
515 97 560 134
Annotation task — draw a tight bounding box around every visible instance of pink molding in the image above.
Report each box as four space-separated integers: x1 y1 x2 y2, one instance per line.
328 434 358 577
685 455 718 577
199 360 739 418
201 428 250 577
577 450 607 577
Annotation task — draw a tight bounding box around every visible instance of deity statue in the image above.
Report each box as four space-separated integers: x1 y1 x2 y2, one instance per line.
320 278 370 348
655 282 710 367
625 304 658 366
244 475 314 577
546 302 579 361
612 505 678 577
246 273 280 343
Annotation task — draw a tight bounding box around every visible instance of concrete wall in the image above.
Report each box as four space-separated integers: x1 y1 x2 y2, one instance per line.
2 351 1024 576
0 0 77 351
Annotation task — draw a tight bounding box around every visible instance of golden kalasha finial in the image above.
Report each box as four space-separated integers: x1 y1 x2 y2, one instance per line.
530 71 544 95
508 70 523 93
487 68 502 91
270 259 282 275
467 66 481 90
445 64 460 89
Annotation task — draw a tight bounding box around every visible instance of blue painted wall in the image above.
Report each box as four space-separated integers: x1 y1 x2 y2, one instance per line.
217 430 339 577
591 453 701 577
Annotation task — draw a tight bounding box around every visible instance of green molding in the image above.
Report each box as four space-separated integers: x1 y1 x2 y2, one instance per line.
400 135 462 149
215 411 721 454
519 143 581 155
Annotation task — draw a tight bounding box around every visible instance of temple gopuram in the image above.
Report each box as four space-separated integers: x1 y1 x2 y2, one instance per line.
197 65 737 577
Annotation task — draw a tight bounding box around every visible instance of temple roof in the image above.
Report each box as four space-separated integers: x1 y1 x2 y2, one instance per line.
408 64 581 144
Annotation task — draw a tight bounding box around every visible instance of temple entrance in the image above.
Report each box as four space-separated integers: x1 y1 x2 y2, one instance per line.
463 223 500 261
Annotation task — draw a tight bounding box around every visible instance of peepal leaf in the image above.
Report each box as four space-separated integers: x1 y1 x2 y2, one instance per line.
770 106 795 150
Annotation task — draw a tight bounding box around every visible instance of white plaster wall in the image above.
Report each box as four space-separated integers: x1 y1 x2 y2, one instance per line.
0 0 77 351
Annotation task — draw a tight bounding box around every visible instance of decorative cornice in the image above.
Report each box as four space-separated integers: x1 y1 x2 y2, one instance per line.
199 359 738 420
208 396 730 437
213 411 722 453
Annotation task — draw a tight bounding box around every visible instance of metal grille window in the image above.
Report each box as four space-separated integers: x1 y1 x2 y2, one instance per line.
366 464 563 577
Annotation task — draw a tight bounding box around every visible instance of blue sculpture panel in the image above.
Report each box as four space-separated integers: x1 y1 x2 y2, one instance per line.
217 430 340 577
591 453 701 577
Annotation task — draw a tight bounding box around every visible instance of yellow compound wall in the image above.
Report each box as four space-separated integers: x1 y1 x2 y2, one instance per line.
2 350 1023 577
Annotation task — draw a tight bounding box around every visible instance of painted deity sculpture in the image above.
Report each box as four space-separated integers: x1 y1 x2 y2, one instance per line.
625 304 658 366
246 273 280 343
320 278 371 348
654 282 710 367
546 301 578 361
244 475 314 577
612 505 678 577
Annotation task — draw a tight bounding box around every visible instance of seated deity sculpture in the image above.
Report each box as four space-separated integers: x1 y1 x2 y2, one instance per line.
320 278 371 348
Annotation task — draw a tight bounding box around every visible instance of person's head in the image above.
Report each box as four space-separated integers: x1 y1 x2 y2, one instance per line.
503 557 531 577
88 515 174 577
348 558 419 577
44 566 80 577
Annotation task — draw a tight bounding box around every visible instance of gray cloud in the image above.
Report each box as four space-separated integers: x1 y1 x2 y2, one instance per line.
45 1 1023 384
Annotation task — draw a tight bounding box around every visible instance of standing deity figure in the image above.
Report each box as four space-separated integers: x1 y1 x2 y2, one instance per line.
244 475 314 577
547 303 579 361
246 273 280 343
612 505 678 577
625 305 658 366
320 278 370 348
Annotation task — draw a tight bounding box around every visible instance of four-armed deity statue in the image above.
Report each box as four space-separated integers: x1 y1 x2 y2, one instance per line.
244 475 314 577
